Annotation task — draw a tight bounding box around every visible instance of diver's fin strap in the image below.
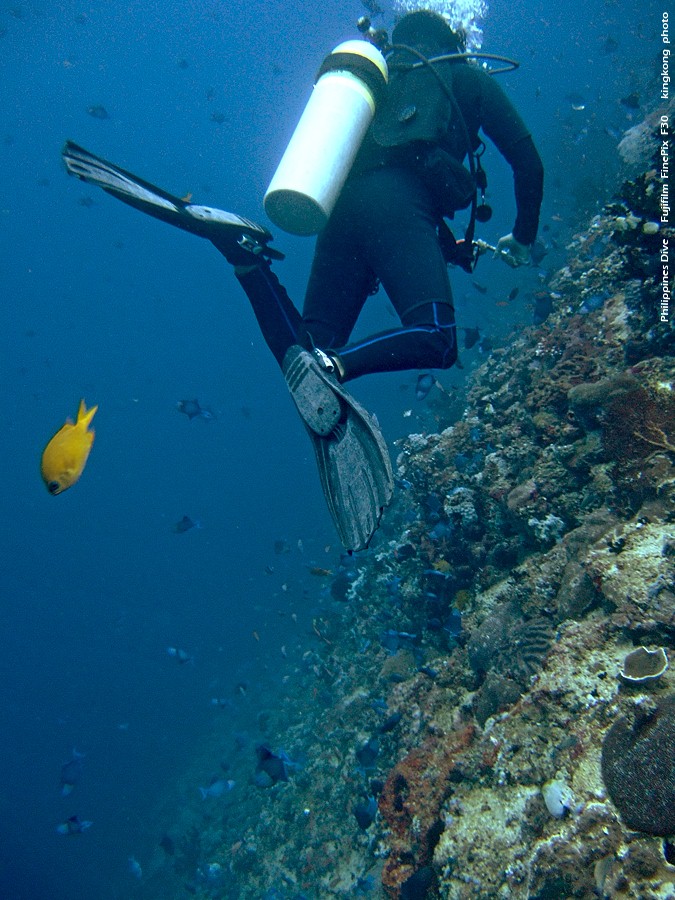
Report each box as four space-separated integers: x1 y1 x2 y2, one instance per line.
282 347 343 437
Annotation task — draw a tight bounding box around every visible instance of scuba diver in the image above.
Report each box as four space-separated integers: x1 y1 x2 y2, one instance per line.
62 9 543 552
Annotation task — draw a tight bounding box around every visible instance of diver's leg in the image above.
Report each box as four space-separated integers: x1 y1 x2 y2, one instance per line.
334 300 457 381
231 261 311 367
232 254 395 547
300 216 376 350
323 167 458 381
278 208 393 548
231 210 395 550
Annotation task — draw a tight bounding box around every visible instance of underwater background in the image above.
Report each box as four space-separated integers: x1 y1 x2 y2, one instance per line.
0 0 672 898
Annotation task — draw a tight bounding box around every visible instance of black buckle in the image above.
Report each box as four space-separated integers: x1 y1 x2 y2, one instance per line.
438 222 478 273
238 235 285 262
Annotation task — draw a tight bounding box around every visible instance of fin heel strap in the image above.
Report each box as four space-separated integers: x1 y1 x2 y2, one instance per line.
282 347 343 437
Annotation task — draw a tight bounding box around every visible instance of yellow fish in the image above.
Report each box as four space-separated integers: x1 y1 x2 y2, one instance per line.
41 399 98 494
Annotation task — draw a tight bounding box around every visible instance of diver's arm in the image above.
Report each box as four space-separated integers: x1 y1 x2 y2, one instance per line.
503 135 544 246
477 76 544 246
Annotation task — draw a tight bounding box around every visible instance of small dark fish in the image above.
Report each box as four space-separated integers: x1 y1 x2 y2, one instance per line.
444 609 463 637
353 796 378 830
199 777 234 799
211 696 232 710
507 286 520 301
308 566 333 577
533 291 554 325
167 646 194 664
255 745 290 785
370 778 385 796
356 736 379 771
273 539 290 555
159 833 175 856
620 92 640 110
379 711 402 734
415 373 435 401
602 36 619 54
462 326 481 349
579 290 608 314
210 111 227 124
60 749 85 797
172 515 200 534
176 399 215 422
56 815 92 835
471 280 488 294
87 105 109 119
419 665 438 679
478 335 494 354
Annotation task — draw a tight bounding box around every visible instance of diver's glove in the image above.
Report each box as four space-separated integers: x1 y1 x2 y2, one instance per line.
496 233 531 268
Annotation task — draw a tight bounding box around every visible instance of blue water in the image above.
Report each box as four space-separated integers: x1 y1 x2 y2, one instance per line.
0 0 661 896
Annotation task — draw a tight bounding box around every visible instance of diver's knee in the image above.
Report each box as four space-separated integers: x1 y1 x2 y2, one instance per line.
402 301 457 368
421 319 458 369
430 324 457 369
414 325 457 369
437 330 457 369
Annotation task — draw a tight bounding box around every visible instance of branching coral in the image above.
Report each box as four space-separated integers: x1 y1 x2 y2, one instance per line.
633 422 675 455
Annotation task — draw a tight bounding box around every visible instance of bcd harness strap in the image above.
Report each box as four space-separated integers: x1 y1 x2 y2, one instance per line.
386 45 506 272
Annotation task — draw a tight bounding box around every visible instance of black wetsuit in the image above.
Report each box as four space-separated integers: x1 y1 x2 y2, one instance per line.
235 54 543 382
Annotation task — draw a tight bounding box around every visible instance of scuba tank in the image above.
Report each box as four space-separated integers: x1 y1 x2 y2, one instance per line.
264 40 388 236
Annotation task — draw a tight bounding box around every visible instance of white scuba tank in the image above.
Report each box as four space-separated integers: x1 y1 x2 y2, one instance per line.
264 40 388 236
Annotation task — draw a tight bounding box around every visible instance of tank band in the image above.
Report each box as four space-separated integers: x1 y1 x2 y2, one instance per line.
316 52 388 105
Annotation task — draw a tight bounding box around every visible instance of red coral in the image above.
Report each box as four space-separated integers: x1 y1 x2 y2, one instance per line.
379 724 475 897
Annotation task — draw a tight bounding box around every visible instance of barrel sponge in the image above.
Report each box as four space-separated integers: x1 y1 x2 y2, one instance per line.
601 695 675 836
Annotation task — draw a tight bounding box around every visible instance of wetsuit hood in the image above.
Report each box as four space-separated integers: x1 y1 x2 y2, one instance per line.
391 10 464 54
